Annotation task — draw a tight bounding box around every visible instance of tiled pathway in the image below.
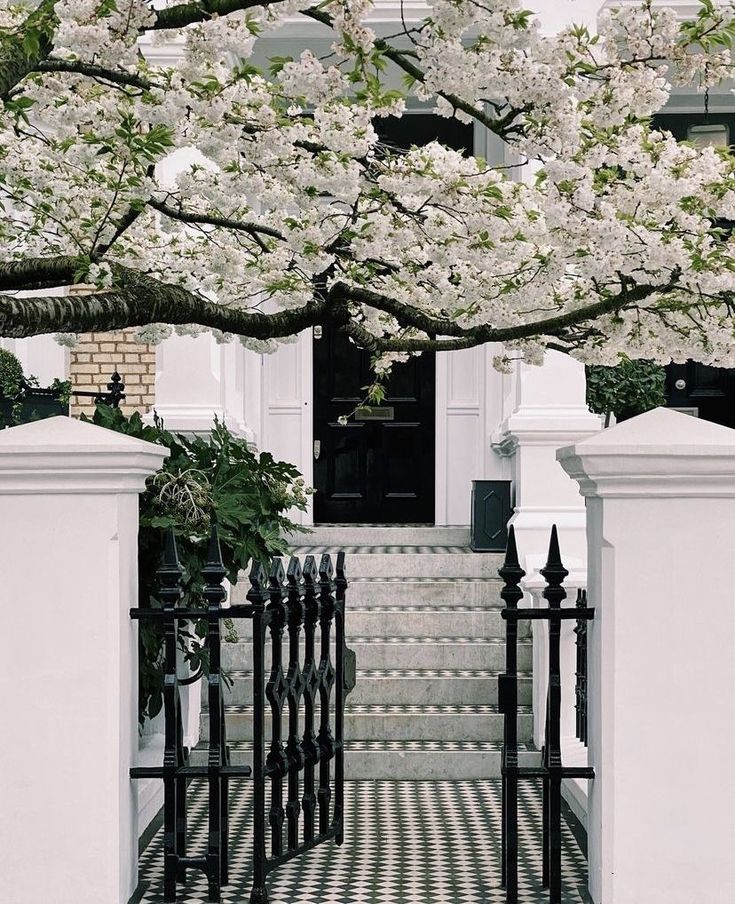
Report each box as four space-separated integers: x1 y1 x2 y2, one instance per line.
134 780 587 904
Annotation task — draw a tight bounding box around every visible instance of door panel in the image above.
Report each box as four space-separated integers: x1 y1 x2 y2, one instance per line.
665 362 735 427
314 324 435 523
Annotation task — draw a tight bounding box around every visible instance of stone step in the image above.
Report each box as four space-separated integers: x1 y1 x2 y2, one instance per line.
189 740 541 780
221 637 528 671
216 668 533 707
229 576 505 607
202 703 533 743
346 605 526 638
285 549 504 579
288 525 471 547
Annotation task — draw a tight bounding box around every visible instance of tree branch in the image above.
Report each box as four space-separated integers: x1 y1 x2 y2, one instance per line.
0 256 78 292
150 198 285 242
303 7 524 139
152 0 289 31
338 279 671 350
35 59 152 91
0 266 332 338
0 0 56 100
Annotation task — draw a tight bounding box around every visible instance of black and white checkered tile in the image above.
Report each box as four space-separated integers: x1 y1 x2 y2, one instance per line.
290 545 472 555
134 780 587 904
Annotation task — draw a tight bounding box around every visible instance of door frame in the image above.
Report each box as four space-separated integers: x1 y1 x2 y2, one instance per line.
302 113 495 526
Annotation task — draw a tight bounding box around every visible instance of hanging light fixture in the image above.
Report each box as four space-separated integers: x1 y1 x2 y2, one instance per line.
687 86 730 149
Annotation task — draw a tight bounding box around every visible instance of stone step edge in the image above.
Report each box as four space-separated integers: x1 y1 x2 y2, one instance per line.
204 703 533 715
191 740 538 753
221 668 532 678
221 637 527 646
341 604 507 612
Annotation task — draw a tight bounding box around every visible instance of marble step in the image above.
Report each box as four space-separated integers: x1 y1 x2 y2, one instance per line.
288 525 471 547
345 605 527 638
221 637 529 672
229 576 505 608
189 740 541 780
202 703 533 743
215 668 533 707
284 549 504 579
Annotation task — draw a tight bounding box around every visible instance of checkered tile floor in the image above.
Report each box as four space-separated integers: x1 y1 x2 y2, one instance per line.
291 545 472 554
134 780 587 903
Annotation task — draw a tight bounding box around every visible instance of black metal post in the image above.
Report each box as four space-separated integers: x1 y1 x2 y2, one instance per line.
159 530 185 903
266 561 288 859
285 557 305 851
540 526 568 904
317 554 336 836
202 523 228 902
301 556 320 843
498 526 525 903
247 562 269 904
334 551 348 844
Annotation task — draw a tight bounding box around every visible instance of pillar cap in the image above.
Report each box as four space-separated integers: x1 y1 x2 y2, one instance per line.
0 416 168 494
557 407 735 497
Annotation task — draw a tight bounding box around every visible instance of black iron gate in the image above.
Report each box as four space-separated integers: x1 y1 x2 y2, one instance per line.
498 525 594 904
131 524 356 903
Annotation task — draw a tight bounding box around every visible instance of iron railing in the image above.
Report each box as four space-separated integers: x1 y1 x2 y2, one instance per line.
499 525 595 904
574 589 589 746
130 525 355 903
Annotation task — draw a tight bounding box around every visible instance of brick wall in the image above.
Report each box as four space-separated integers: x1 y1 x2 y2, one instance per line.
69 329 156 417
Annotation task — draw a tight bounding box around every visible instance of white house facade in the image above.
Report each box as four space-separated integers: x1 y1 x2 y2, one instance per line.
7 1 735 566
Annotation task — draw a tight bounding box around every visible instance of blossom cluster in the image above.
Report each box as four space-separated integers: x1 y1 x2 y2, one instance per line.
2 0 735 369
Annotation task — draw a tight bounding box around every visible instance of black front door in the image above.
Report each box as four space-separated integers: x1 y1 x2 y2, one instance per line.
312 113 474 524
665 362 735 427
313 324 436 523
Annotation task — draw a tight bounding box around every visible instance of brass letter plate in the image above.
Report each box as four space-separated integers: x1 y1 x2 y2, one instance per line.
354 406 395 421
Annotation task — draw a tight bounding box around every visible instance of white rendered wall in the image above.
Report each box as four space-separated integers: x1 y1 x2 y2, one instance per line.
261 331 314 524
435 344 505 525
558 408 735 904
0 417 167 904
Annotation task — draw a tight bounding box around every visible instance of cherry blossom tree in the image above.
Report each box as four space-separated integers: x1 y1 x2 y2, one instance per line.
2 0 735 371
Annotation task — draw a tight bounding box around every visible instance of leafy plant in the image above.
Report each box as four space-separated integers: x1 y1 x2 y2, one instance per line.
586 356 667 427
0 348 24 400
86 403 312 724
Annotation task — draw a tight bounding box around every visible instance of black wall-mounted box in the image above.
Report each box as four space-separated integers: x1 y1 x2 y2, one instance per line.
470 480 513 552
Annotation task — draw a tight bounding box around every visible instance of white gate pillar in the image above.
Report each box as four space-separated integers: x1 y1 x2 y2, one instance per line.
557 407 735 904
0 416 167 904
492 351 601 564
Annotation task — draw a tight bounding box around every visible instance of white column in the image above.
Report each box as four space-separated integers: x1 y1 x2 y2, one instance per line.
0 416 167 904
153 333 254 438
557 407 735 904
492 351 601 564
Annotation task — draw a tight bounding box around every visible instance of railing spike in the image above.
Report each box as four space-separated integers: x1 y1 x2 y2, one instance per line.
269 556 285 588
248 559 267 594
302 554 318 586
505 524 520 566
546 523 562 568
318 552 333 581
161 526 180 568
287 555 302 584
205 517 224 568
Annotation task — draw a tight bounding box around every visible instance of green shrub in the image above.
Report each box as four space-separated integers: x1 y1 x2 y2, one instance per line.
0 348 24 400
86 403 311 724
586 356 666 427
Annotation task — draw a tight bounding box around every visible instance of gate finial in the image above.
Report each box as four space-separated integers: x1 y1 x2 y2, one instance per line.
541 524 568 608
498 525 525 606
